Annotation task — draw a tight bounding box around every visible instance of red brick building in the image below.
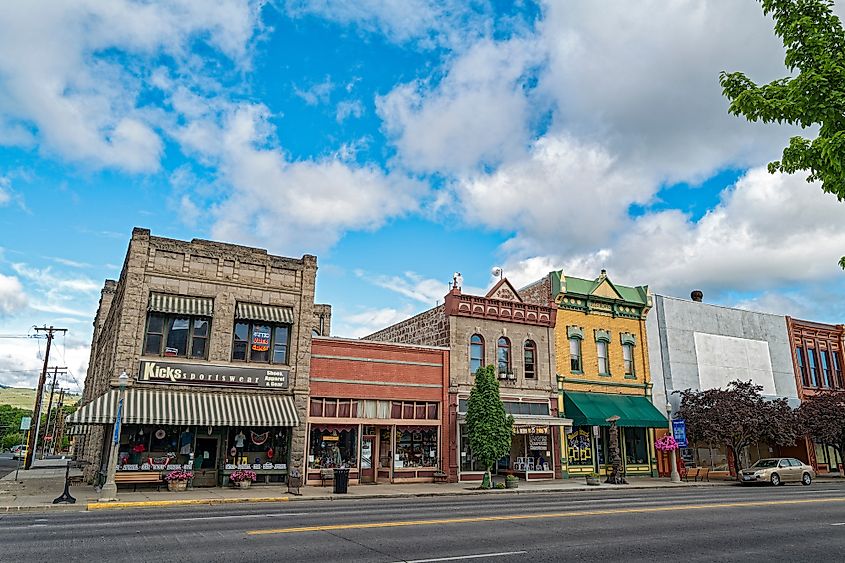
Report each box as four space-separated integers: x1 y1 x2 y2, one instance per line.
306 337 449 485
787 317 844 473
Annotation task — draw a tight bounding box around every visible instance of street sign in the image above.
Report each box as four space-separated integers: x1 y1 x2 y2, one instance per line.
20 416 31 431
112 397 123 444
672 419 688 448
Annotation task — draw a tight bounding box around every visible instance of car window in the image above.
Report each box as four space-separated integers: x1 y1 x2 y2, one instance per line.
778 460 789 467
752 459 778 468
789 459 802 467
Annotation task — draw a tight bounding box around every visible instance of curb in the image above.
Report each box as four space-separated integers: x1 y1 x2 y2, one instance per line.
87 496 290 511
2 503 87 513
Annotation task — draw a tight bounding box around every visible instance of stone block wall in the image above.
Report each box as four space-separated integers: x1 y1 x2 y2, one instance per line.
313 304 332 336
519 276 552 307
364 305 449 347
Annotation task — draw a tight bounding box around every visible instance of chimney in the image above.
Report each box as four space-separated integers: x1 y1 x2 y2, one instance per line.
691 290 703 302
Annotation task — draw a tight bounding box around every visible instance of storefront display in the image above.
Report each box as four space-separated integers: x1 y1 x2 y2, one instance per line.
308 426 358 469
395 428 437 468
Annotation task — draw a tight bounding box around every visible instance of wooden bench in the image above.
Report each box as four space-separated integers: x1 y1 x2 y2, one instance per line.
696 467 710 482
683 467 711 482
115 471 163 492
433 471 448 483
320 469 334 487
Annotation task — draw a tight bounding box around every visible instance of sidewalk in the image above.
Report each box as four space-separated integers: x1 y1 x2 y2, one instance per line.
2 467 738 513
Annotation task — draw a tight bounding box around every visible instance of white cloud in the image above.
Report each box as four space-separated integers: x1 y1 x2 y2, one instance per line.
0 334 89 391
0 273 27 317
0 177 9 206
293 75 335 106
331 305 418 338
11 263 99 318
336 100 364 123
0 0 262 172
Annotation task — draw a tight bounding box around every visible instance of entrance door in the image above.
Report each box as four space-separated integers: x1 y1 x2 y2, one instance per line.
194 437 218 487
360 435 375 483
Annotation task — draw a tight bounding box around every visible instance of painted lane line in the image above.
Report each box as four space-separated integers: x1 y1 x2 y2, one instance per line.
247 496 845 535
830 522 845 526
394 551 528 562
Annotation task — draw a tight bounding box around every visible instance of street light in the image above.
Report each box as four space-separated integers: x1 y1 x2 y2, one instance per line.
666 402 681 483
98 370 129 502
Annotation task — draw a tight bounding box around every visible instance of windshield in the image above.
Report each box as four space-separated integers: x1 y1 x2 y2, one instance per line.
751 459 778 468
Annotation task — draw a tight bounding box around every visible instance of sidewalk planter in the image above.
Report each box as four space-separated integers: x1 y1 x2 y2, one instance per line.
505 475 519 489
164 469 193 492
236 480 251 489
585 473 601 486
167 480 188 492
229 469 258 489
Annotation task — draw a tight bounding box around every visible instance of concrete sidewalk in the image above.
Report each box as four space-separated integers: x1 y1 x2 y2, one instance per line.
2 467 739 513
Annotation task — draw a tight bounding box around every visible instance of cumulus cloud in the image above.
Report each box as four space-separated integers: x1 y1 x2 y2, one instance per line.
331 306 419 338
0 273 27 317
0 0 262 172
11 263 99 318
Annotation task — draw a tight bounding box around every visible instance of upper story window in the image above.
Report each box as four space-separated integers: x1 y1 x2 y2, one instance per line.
796 347 809 387
233 322 290 364
497 337 511 374
833 352 843 389
807 348 819 387
569 337 582 373
524 340 537 379
469 334 484 375
144 313 210 359
623 343 635 377
821 350 833 388
597 341 609 375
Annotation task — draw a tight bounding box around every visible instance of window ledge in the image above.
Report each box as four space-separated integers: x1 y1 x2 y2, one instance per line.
570 370 583 375
623 375 637 380
598 373 612 378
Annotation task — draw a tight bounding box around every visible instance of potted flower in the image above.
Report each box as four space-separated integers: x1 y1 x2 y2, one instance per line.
164 469 193 491
585 472 600 486
505 474 519 489
229 469 257 489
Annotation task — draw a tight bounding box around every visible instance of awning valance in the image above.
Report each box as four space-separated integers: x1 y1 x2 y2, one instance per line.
66 425 90 436
235 302 294 324
563 391 667 428
457 414 572 428
66 388 300 427
149 293 213 317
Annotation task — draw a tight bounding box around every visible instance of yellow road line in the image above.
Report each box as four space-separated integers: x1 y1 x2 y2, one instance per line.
247 496 845 535
88 496 289 511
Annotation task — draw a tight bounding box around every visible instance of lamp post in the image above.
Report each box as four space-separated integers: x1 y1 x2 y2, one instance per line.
98 370 129 502
666 403 681 483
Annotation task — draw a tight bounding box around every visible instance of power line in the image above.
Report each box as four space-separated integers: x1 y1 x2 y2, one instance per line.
25 326 67 470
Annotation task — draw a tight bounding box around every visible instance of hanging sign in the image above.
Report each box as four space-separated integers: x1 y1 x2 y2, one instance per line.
672 419 688 448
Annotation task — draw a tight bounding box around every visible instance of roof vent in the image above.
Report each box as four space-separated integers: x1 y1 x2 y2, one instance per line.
691 290 703 302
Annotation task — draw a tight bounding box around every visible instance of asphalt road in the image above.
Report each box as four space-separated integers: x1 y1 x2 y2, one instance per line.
0 452 22 475
1 482 844 563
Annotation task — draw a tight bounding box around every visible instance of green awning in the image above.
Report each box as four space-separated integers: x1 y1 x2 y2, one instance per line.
563 391 667 428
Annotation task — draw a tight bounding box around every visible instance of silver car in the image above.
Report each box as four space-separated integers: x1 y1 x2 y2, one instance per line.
740 457 815 486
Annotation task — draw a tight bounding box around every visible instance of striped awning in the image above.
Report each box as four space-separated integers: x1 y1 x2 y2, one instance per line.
235 302 294 324
149 293 213 317
66 388 299 427
66 425 90 436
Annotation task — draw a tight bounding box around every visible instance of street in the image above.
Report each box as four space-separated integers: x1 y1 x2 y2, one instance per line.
1 482 844 562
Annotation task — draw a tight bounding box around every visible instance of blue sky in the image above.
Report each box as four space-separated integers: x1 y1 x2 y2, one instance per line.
2 1 845 391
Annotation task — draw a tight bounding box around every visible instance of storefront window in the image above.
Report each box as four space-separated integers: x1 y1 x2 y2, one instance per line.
623 427 648 465
395 428 437 468
227 427 290 466
459 424 481 471
308 426 358 469
566 427 593 467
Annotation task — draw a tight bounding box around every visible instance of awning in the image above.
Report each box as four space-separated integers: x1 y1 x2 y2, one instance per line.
512 414 573 427
66 425 90 436
149 293 213 317
235 302 294 324
66 388 300 427
563 391 667 428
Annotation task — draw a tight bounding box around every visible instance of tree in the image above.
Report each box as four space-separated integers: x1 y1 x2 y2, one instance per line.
677 380 801 479
465 365 513 488
720 1 845 266
799 392 845 476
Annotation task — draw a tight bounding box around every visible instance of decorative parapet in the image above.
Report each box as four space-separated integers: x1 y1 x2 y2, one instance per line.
444 291 556 328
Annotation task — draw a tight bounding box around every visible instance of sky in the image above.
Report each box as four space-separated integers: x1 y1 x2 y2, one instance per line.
2 1 845 392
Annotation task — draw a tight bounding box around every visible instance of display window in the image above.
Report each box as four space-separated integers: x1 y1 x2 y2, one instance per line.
226 427 290 466
566 427 594 467
459 424 482 471
308 426 358 469
395 427 437 468
623 427 648 465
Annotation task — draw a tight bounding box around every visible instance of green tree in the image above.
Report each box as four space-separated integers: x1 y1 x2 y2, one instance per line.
465 365 513 488
720 1 845 265
2 432 24 450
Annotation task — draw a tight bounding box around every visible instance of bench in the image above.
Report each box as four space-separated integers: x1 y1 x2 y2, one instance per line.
683 467 710 482
320 469 334 487
114 471 163 492
696 467 710 482
433 471 448 483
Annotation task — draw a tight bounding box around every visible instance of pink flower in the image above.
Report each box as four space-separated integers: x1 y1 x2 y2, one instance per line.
655 435 679 451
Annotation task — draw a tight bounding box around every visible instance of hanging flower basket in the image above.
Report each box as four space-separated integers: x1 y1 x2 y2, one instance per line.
655 435 679 452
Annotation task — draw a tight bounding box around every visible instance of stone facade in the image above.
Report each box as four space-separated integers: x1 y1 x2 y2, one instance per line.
76 227 321 481
365 305 450 347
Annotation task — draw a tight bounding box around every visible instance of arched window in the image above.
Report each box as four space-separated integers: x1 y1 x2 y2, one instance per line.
497 337 511 374
469 334 484 375
524 340 537 379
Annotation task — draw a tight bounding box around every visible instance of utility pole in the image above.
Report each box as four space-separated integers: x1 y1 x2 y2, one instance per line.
41 367 64 459
25 326 67 470
49 389 66 456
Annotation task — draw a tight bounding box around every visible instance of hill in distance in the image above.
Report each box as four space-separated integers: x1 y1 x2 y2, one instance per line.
0 387 80 410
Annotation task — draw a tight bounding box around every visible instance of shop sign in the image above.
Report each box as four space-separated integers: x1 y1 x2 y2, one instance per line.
139 360 289 390
224 463 286 470
672 419 688 448
513 425 549 435
252 329 270 352
528 434 547 450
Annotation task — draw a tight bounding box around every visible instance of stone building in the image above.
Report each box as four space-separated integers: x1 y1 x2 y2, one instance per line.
365 277 568 482
786 317 844 473
69 228 327 488
521 270 667 478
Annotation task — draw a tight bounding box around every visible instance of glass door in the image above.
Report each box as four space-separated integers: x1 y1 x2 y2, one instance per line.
360 435 375 483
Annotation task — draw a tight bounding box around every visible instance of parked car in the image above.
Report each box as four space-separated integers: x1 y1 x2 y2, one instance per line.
10 444 28 460
740 458 814 486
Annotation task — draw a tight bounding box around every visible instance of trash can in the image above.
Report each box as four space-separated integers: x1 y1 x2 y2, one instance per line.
333 467 350 494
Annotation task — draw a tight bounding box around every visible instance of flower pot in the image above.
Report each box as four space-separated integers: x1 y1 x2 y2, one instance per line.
585 477 600 486
168 480 187 492
505 479 519 489
235 480 252 489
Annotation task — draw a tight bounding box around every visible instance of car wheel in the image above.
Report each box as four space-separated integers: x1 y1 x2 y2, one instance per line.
802 472 812 486
770 473 781 486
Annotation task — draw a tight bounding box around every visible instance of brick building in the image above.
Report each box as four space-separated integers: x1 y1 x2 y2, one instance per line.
522 270 667 478
786 317 844 473
69 228 326 488
365 277 569 482
307 337 449 485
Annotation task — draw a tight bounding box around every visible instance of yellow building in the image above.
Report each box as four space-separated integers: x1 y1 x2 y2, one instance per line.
521 269 667 478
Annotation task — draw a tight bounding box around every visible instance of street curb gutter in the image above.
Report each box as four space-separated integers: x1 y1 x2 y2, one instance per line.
87 496 290 511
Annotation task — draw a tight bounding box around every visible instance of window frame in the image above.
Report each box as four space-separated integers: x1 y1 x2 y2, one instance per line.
796 346 809 387
833 351 843 389
523 339 537 379
231 320 292 365
497 336 512 374
820 350 832 388
596 340 610 376
569 337 582 373
622 343 635 377
142 312 211 360
469 334 485 375
807 347 819 387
